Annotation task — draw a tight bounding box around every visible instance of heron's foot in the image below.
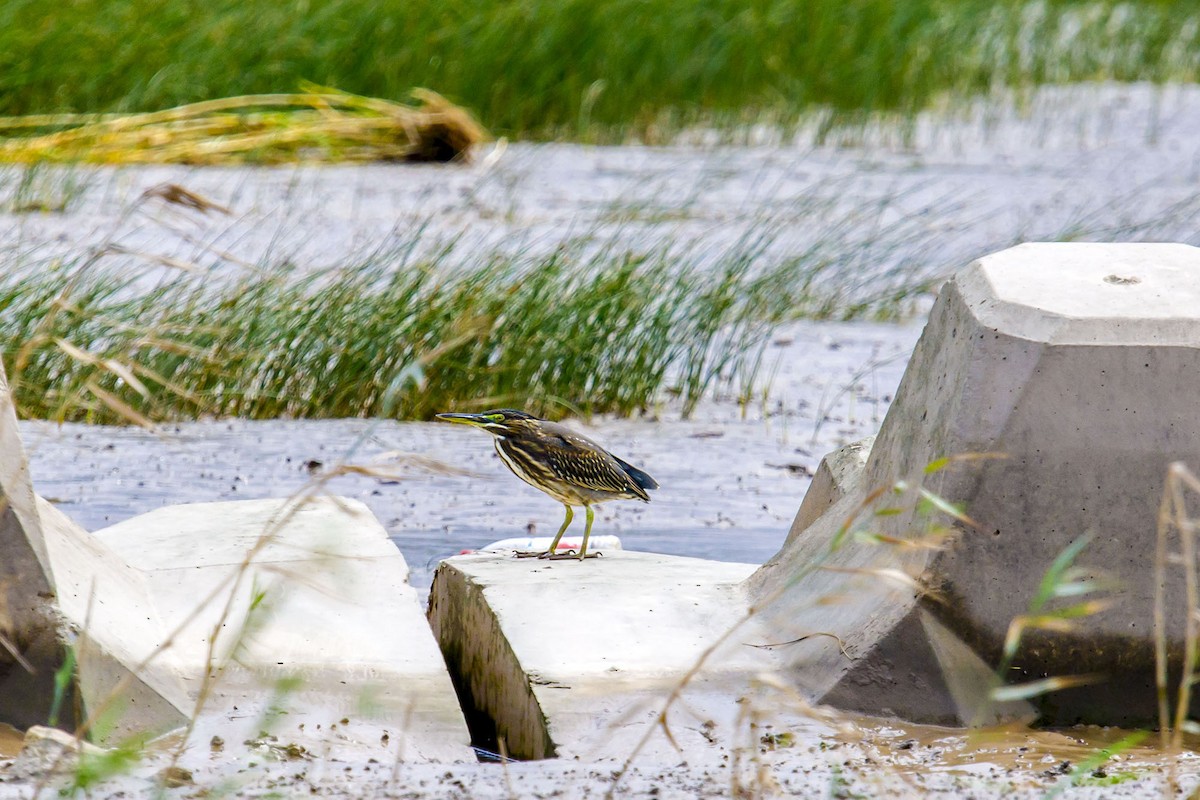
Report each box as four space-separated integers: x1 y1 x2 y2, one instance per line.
513 550 544 558
539 550 602 560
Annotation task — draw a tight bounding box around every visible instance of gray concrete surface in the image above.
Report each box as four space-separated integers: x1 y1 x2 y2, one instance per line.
783 436 873 548
428 550 781 762
0 363 97 729
92 497 473 761
40 497 189 742
751 242 1200 726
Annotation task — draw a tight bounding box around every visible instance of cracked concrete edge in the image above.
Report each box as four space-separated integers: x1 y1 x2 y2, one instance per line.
782 435 875 550
427 559 554 760
0 361 72 728
427 552 783 763
38 497 190 743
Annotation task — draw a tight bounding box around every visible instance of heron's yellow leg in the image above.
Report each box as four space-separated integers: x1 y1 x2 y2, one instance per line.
545 504 574 555
577 505 595 560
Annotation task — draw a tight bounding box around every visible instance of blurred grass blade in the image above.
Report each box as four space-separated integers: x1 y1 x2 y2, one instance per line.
1031 533 1095 614
917 487 976 527
990 674 1103 703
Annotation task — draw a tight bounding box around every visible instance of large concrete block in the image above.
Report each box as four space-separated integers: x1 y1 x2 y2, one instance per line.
0 364 75 728
0 352 203 736
751 242 1200 726
428 551 780 762
0 350 469 756
91 497 473 760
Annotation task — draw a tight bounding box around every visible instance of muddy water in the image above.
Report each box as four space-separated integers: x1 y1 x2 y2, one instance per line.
827 715 1198 795
0 725 21 760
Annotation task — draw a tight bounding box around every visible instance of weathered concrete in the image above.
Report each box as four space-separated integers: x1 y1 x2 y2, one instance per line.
783 436 873 548
0 359 469 756
751 242 1200 726
0 357 189 735
9 725 107 779
0 365 75 729
91 497 473 760
428 551 782 762
39 497 189 741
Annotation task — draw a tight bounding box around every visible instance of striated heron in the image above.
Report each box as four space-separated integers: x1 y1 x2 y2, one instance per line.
436 409 658 559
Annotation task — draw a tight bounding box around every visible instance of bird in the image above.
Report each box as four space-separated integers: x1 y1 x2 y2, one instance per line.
436 409 658 560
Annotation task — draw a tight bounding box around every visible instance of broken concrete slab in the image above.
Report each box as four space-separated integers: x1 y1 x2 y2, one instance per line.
751 242 1200 726
428 550 783 763
91 497 473 761
0 364 76 729
39 497 189 742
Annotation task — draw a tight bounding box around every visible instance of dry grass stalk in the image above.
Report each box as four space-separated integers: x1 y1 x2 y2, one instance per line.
1154 462 1200 795
0 88 486 165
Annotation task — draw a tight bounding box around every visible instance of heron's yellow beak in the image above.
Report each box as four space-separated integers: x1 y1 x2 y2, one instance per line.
436 412 489 427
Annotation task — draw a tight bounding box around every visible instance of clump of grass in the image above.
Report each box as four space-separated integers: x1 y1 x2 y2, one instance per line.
0 0 1198 142
0 88 484 165
1 193 933 425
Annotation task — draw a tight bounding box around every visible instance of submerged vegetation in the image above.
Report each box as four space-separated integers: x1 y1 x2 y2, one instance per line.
0 0 1198 141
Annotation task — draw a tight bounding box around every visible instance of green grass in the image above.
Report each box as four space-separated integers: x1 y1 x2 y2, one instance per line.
1 0 1198 141
0 209 931 425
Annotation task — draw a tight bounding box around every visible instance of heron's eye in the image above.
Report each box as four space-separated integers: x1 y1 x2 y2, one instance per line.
486 414 505 422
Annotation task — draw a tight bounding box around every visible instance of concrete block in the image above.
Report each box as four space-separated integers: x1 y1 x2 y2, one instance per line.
783 436 873 547
39 497 189 742
751 242 1200 726
428 551 780 763
0 365 72 729
91 497 473 760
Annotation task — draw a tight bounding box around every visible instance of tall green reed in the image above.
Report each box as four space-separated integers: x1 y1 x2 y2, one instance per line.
0 219 929 425
1 0 1197 141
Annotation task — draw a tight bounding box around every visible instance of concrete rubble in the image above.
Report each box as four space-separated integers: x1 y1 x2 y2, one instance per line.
0 368 67 730
428 551 780 762
90 497 473 759
8 725 105 779
427 242 1200 760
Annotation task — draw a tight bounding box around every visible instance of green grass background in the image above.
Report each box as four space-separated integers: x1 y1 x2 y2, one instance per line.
2 0 1199 139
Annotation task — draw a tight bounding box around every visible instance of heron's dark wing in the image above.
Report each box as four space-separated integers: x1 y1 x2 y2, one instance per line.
612 455 658 492
541 430 652 501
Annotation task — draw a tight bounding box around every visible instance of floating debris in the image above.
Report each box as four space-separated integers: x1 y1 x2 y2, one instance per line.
0 87 486 165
